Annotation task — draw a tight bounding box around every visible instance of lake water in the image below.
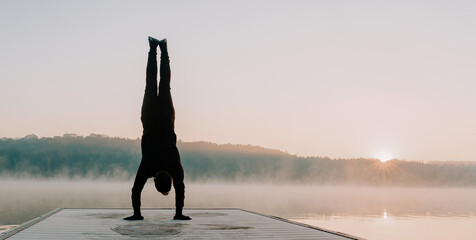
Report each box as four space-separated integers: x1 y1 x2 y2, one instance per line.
1 179 475 239
292 209 476 240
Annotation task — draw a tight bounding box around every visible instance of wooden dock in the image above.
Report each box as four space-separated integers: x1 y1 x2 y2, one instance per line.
1 208 364 240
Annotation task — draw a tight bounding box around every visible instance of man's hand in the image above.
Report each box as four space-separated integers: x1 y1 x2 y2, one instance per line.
174 214 191 220
123 215 144 221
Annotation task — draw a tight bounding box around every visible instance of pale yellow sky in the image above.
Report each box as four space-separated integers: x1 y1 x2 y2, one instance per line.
1 0 475 161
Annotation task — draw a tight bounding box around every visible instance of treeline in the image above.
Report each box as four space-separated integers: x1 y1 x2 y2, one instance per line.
1 134 476 187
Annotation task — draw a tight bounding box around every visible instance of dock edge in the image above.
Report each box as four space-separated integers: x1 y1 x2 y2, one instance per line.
0 208 62 240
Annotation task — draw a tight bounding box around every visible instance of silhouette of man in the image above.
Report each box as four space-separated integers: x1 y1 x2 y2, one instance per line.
124 37 191 221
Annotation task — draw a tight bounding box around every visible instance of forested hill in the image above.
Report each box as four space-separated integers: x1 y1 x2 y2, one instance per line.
1 134 475 187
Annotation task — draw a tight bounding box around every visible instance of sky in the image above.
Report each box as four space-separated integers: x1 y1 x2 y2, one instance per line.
1 0 475 162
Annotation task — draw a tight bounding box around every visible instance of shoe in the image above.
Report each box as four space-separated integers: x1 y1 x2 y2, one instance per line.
148 36 160 48
158 38 167 52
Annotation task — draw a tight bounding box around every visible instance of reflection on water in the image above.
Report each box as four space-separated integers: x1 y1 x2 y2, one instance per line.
287 188 476 240
0 179 475 239
292 211 476 240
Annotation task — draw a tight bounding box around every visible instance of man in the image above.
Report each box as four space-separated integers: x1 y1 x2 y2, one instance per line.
124 36 191 221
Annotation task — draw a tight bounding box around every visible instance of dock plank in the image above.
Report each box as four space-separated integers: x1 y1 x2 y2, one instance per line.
2 209 364 240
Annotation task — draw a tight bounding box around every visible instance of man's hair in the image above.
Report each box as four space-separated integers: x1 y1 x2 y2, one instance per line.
154 171 172 195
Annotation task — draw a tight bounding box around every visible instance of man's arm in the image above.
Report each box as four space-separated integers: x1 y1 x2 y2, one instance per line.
124 163 149 220
172 166 191 220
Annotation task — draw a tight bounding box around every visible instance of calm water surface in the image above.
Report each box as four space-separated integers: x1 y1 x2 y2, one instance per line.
1 180 475 239
292 210 476 240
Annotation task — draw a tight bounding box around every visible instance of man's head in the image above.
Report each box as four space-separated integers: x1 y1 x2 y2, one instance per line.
154 171 172 195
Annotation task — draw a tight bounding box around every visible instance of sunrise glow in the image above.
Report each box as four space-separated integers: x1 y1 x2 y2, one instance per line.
375 152 395 163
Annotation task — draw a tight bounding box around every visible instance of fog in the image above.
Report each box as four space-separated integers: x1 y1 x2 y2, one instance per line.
1 179 476 226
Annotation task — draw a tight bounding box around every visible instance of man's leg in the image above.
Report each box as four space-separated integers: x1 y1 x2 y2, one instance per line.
141 37 160 130
158 39 170 90
157 39 175 117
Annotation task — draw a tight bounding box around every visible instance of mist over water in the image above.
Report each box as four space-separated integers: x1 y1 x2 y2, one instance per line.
1 179 476 239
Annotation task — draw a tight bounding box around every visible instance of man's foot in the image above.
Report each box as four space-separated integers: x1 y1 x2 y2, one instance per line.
148 36 160 49
123 215 144 221
158 38 167 53
174 214 191 220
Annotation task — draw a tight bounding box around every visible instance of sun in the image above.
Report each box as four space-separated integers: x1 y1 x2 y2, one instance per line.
375 152 394 163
